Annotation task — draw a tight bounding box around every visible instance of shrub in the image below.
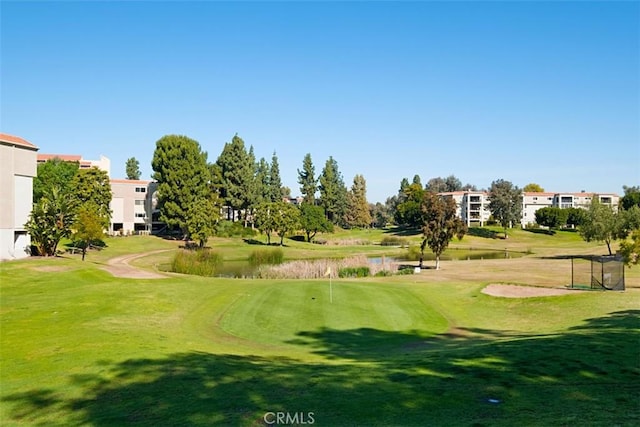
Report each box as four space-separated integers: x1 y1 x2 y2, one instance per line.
374 270 393 277
380 236 407 247
171 249 223 276
248 248 284 266
338 266 370 278
396 266 415 275
405 245 422 261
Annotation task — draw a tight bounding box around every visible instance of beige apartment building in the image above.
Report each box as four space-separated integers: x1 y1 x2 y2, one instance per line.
440 191 491 226
521 192 619 226
439 190 620 227
0 133 39 260
109 179 157 235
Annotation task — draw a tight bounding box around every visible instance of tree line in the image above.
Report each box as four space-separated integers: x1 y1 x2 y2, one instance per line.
151 134 372 247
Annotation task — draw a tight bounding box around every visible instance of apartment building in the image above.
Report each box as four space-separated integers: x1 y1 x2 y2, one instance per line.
438 190 620 227
37 153 110 177
521 192 619 226
439 191 491 226
109 179 158 235
0 133 39 260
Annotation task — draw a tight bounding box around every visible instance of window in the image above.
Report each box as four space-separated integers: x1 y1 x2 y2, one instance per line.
135 200 145 206
135 212 146 218
135 187 146 193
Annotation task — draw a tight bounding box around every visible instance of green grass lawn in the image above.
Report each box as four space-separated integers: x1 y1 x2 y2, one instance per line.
1 233 639 426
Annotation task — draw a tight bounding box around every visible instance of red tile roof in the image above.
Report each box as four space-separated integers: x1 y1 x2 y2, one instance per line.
37 154 82 162
0 133 39 150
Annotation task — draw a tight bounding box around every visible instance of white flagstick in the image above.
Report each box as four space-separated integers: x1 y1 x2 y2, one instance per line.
325 266 333 303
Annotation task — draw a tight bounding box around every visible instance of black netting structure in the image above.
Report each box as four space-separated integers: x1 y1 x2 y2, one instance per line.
570 255 625 291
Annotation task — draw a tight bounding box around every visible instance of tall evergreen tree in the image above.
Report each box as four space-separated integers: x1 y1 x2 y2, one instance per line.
297 153 317 204
344 174 372 228
151 134 210 235
255 157 271 206
125 157 141 180
269 151 283 202
216 134 253 222
318 156 348 225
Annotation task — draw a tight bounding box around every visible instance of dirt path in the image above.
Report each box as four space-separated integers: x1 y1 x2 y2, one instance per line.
482 283 585 298
101 249 171 279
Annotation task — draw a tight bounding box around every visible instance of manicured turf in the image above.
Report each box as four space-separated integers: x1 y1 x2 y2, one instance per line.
1 234 639 426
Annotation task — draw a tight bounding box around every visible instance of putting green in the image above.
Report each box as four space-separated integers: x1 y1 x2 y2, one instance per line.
219 281 449 352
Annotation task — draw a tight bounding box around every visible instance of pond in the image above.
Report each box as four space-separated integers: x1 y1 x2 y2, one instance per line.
205 249 527 278
369 249 527 264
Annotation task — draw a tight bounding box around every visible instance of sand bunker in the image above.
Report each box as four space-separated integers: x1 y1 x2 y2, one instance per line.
482 283 583 298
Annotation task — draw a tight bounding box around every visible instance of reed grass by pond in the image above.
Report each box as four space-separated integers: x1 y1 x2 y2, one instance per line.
167 248 284 277
166 248 529 278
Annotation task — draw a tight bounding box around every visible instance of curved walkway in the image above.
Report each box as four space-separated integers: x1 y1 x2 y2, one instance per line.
101 249 171 279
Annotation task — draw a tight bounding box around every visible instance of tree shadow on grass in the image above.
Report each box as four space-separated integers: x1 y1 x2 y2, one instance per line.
467 227 501 239
3 311 639 426
523 228 556 236
382 226 422 237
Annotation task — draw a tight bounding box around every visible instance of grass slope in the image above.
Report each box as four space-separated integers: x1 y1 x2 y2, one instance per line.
1 234 639 426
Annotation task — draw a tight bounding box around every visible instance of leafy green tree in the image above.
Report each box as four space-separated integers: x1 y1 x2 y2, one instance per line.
488 179 522 238
254 202 277 245
535 207 568 229
72 202 105 261
412 175 422 186
186 197 219 248
71 167 112 224
523 183 545 192
33 158 79 203
394 183 424 228
579 199 640 255
344 174 372 228
370 202 392 228
269 152 283 202
419 192 467 270
299 204 333 242
126 157 141 180
25 186 76 256
272 202 301 246
621 185 640 210
425 175 464 193
281 186 292 199
152 134 210 235
566 207 587 228
425 177 447 193
216 134 253 222
319 157 348 225
620 229 640 267
297 153 317 204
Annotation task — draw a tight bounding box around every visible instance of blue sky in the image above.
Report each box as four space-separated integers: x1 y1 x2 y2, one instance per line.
2 1 638 203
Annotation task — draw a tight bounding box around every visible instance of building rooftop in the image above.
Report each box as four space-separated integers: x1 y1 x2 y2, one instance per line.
0 133 39 150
